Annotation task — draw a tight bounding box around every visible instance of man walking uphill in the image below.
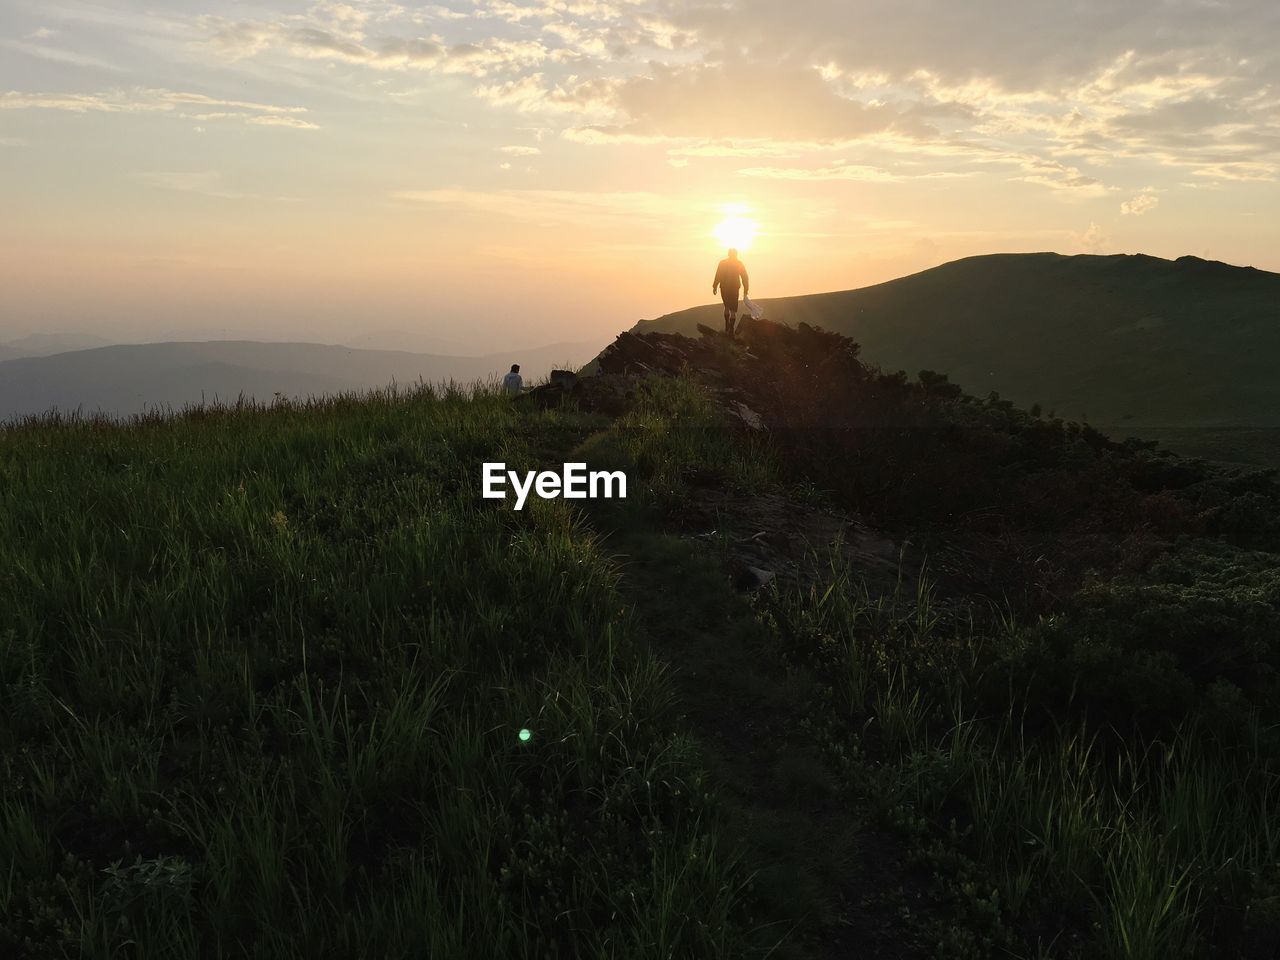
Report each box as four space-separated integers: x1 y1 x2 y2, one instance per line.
712 249 749 337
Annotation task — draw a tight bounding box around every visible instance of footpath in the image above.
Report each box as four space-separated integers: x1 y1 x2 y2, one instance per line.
577 490 937 959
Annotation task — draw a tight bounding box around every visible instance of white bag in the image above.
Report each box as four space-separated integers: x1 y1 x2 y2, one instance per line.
742 296 764 320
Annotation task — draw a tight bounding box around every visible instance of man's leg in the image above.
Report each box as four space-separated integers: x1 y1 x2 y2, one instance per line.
724 290 739 335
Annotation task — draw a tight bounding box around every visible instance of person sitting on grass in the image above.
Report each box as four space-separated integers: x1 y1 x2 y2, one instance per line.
712 248 750 337
502 363 523 396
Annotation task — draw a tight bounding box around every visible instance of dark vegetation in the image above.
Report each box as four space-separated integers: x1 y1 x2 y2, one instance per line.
575 318 1280 956
4 315 1280 958
593 317 1280 607
629 252 1280 465
0 390 749 958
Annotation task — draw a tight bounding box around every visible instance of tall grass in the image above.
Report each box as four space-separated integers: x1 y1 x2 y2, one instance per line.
0 384 751 957
603 376 775 503
540 369 1280 959
766 554 1280 958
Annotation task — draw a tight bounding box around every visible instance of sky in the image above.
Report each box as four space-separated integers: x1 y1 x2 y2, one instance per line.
2 0 1278 352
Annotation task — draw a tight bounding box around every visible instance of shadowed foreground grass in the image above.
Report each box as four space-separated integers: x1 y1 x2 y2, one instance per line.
0 386 750 958
586 376 1280 959
6 372 1280 960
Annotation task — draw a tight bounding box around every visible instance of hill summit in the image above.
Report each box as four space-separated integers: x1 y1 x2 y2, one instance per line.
533 315 1280 604
631 252 1280 433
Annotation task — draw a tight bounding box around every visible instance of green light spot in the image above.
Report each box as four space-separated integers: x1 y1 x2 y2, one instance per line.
519 728 532 742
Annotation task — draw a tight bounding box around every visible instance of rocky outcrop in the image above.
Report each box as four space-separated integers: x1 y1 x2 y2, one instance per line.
521 317 876 434
520 319 917 596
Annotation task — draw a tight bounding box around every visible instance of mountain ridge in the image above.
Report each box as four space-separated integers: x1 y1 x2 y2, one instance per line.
627 252 1280 431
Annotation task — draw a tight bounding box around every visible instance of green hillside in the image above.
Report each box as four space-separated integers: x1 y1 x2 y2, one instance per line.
0 388 754 958
635 253 1280 459
6 323 1280 958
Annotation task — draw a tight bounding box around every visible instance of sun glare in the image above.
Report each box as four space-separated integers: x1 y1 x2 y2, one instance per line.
713 208 759 252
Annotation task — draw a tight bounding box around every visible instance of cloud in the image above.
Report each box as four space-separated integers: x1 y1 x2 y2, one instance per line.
391 187 686 227
136 170 302 201
0 38 122 72
478 1 633 26
201 16 547 78
1188 161 1278 182
0 91 165 114
1120 192 1159 216
500 145 542 155
1073 221 1111 254
560 126 667 145
0 89 307 115
182 0 1280 193
665 141 806 158
417 5 472 23
246 115 321 129
685 0 1280 92
541 20 608 56
607 61 901 141
0 88 317 131
739 162 970 182
137 171 247 199
163 92 308 114
201 19 275 59
738 164 893 182
1012 156 1112 197
19 0 1280 223
599 5 1280 186
475 73 616 113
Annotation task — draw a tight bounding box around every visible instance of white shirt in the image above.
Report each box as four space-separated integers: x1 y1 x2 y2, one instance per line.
502 371 523 395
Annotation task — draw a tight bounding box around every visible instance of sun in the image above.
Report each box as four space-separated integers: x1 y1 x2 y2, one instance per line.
713 206 759 252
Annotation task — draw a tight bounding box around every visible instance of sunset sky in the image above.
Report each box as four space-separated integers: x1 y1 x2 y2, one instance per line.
2 0 1278 352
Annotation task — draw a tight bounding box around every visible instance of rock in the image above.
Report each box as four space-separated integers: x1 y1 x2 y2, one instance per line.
729 559 776 591
728 401 764 430
549 369 578 389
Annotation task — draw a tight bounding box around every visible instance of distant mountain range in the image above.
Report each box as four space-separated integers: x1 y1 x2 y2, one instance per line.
0 332 115 362
0 339 603 422
632 253 1280 436
342 330 472 355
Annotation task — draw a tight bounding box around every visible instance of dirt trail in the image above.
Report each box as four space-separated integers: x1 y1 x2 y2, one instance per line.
582 499 936 959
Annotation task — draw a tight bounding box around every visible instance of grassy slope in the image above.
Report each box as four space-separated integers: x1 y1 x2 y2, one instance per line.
6 365 1280 959
574 373 1280 960
631 253 1280 459
0 389 751 958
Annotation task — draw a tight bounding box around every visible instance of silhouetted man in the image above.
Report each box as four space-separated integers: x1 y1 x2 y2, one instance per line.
712 249 749 336
503 364 522 395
